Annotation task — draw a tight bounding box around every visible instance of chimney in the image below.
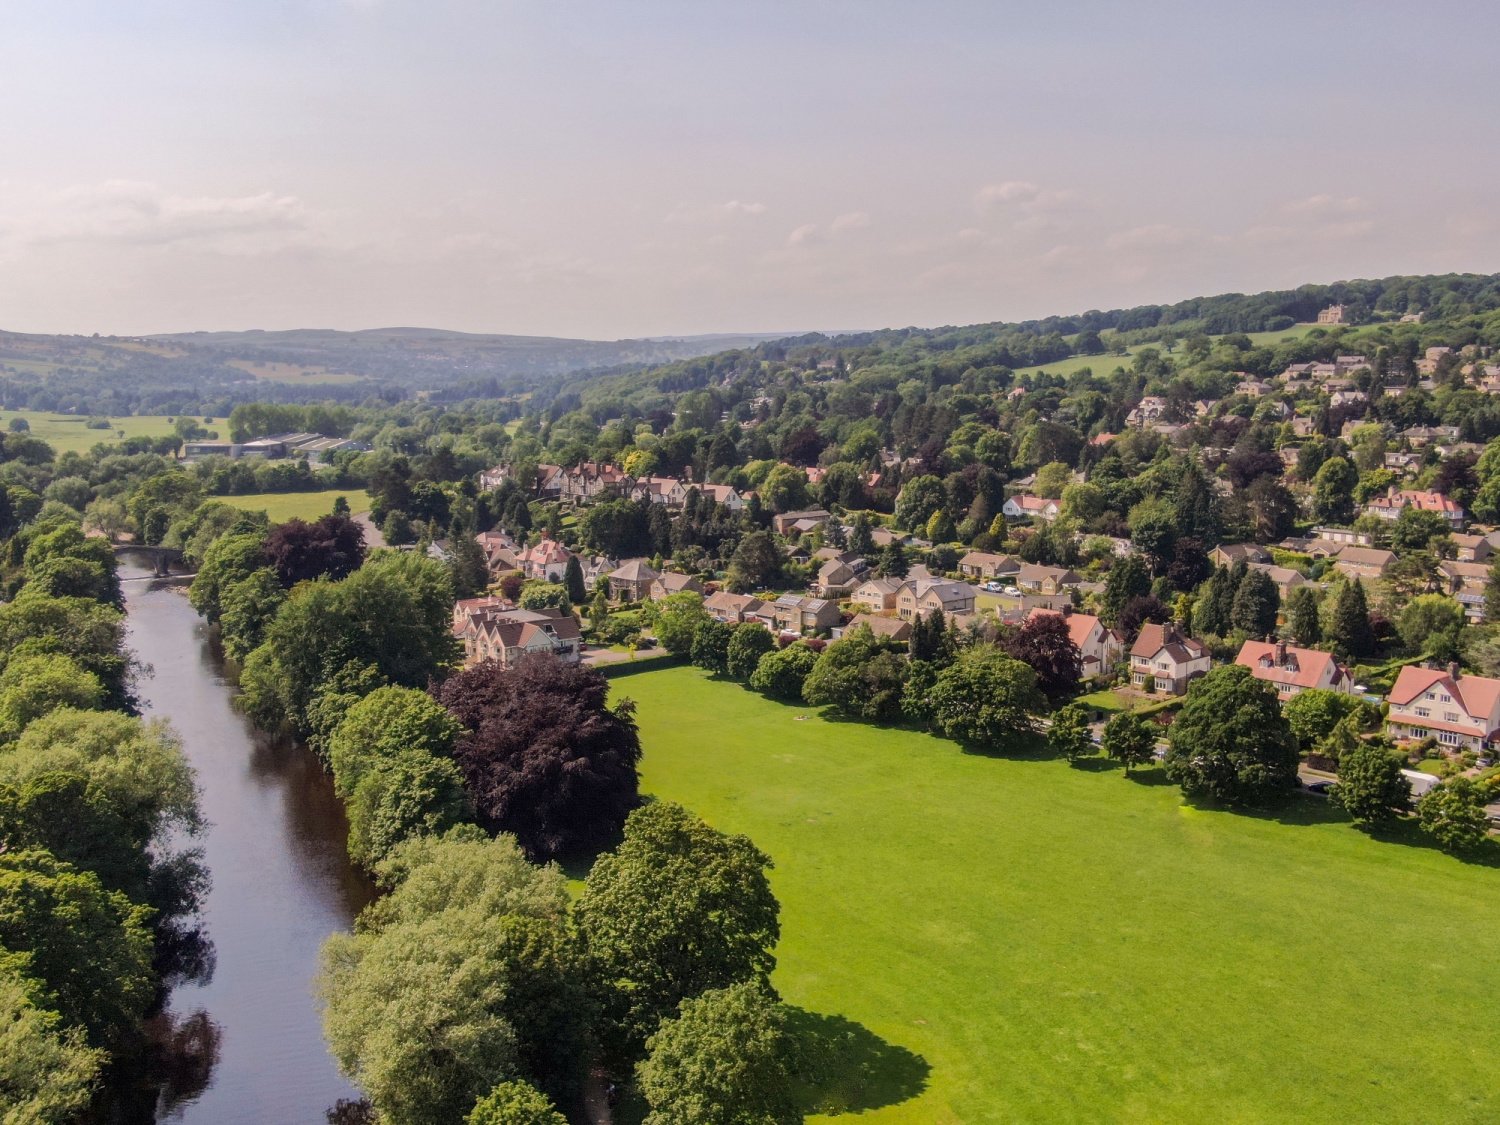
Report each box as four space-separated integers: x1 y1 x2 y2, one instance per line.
1449 661 1462 681
1061 605 1073 618
1275 639 1288 665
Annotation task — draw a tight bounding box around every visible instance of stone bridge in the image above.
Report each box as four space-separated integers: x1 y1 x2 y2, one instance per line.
113 544 186 577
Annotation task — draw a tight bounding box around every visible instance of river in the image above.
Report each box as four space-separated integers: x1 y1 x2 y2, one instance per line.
122 564 375 1123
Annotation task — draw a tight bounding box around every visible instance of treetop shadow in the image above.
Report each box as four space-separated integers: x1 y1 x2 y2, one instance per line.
783 1006 930 1115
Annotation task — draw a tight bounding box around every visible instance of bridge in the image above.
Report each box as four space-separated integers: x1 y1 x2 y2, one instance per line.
113 544 186 577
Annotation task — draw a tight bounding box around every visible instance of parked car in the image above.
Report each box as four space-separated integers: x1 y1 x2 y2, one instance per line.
1002 585 1020 596
1304 778 1334 795
983 581 1002 592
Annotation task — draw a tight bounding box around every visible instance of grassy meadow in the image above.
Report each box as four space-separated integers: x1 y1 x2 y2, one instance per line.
1 409 183 454
617 664 1500 1124
217 489 370 523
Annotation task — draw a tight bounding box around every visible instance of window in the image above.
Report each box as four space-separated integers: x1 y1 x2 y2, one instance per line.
1438 730 1463 746
1132 673 1146 686
1445 712 1461 723
1414 708 1430 718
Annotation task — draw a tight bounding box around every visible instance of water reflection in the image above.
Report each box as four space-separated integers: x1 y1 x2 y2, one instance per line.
121 565 374 1123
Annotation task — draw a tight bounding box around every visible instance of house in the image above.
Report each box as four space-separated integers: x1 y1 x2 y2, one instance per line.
896 578 978 622
815 557 866 598
1316 304 1349 325
1311 526 1371 550
1125 396 1170 428
516 537 573 582
1026 606 1122 679
631 476 690 508
704 590 765 624
648 572 704 601
1332 546 1397 580
607 559 659 602
1335 354 1370 374
1234 639 1353 701
1236 379 1272 397
838 614 913 644
1129 622 1211 695
1400 425 1460 447
851 576 903 612
771 509 831 536
1247 562 1306 601
770 594 839 634
1014 563 1081 596
453 605 582 668
1385 663 1500 751
1451 534 1493 563
1364 487 1465 529
957 551 1020 581
696 483 749 511
1279 362 1316 386
1001 494 1061 521
1330 389 1368 410
1210 543 1272 568
476 530 520 576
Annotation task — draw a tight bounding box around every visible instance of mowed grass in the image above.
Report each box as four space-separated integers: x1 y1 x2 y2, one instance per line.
619 665 1500 1124
217 489 369 523
0 410 184 454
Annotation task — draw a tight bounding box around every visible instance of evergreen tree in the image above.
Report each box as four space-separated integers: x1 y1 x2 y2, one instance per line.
1286 586 1322 646
1173 463 1221 545
879 542 909 579
1101 554 1151 626
848 514 875 558
1328 579 1376 659
1229 568 1279 637
563 555 587 606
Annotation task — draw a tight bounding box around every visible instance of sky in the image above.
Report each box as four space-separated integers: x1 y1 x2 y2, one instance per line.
2 0 1498 339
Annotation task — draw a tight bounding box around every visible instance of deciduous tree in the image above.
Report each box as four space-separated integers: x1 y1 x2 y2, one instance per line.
1165 665 1298 805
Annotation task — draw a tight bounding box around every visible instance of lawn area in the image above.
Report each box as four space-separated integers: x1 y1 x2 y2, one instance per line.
1 409 183 454
618 664 1500 1124
217 488 369 523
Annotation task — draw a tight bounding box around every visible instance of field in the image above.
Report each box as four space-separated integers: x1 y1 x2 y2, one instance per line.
619 665 1500 1124
1017 324 1324 382
225 359 359 384
1 409 183 454
217 489 370 523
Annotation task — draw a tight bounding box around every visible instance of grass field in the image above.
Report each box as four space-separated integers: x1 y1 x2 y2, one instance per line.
217 489 369 523
1 409 184 454
618 665 1500 1124
1019 325 1325 382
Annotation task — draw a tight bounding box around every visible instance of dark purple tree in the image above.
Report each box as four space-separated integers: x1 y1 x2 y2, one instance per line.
262 514 366 587
1117 595 1171 644
1000 613 1082 700
435 655 642 859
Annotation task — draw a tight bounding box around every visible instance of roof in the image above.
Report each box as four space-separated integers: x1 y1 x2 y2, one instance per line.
609 559 659 582
1007 494 1056 512
653 572 701 593
1335 546 1396 568
1388 666 1500 725
1129 622 1208 663
845 614 912 639
1213 543 1271 564
903 578 974 605
1246 562 1304 586
704 590 764 614
1234 641 1345 691
959 551 1016 569
520 538 572 565
1372 488 1462 514
1026 607 1104 651
1016 563 1080 585
854 576 902 595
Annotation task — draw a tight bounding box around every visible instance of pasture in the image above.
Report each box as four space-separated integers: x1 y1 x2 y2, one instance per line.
216 489 370 523
620 664 1500 1123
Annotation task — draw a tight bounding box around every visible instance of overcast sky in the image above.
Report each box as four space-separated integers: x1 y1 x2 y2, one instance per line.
2 0 1498 338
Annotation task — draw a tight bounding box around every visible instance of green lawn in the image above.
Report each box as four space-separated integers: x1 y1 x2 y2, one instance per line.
217 488 370 523
618 665 1500 1124
1 409 184 454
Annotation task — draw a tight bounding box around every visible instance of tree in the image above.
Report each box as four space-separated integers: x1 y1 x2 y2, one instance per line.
1033 461 1072 500
346 750 470 868
1418 777 1490 854
637 982 797 1125
0 654 105 741
908 608 955 665
0 960 104 1124
449 533 492 600
1102 711 1156 775
381 509 416 546
1396 594 1465 654
1283 688 1372 752
0 589 132 712
189 532 267 623
466 1081 566 1125
1311 457 1358 524
1390 507 1450 554
690 619 734 675
1286 586 1322 646
1229 567 1279 637
878 541 910 579
727 532 782 592
759 465 810 514
1331 741 1412 829
575 802 779 1066
653 592 710 658
749 643 818 702
1049 703 1094 763
1101 554 1151 627
802 626 908 722
894 475 945 532
726 623 776 680
926 646 1046 751
562 556 587 606
436 657 642 859
0 850 154 1047
1001 613 1082 699
320 835 582 1124
1165 665 1298 805
328 686 462 798
1327 579 1376 659
1117 595 1170 643
262 514 366 587
1173 464 1221 545
219 567 287 663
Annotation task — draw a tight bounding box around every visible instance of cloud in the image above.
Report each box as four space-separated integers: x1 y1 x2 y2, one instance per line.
1241 196 1376 246
3 180 313 255
722 199 767 216
786 222 820 247
1279 194 1370 217
1104 223 1205 252
830 210 871 232
664 199 768 225
974 180 1076 214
